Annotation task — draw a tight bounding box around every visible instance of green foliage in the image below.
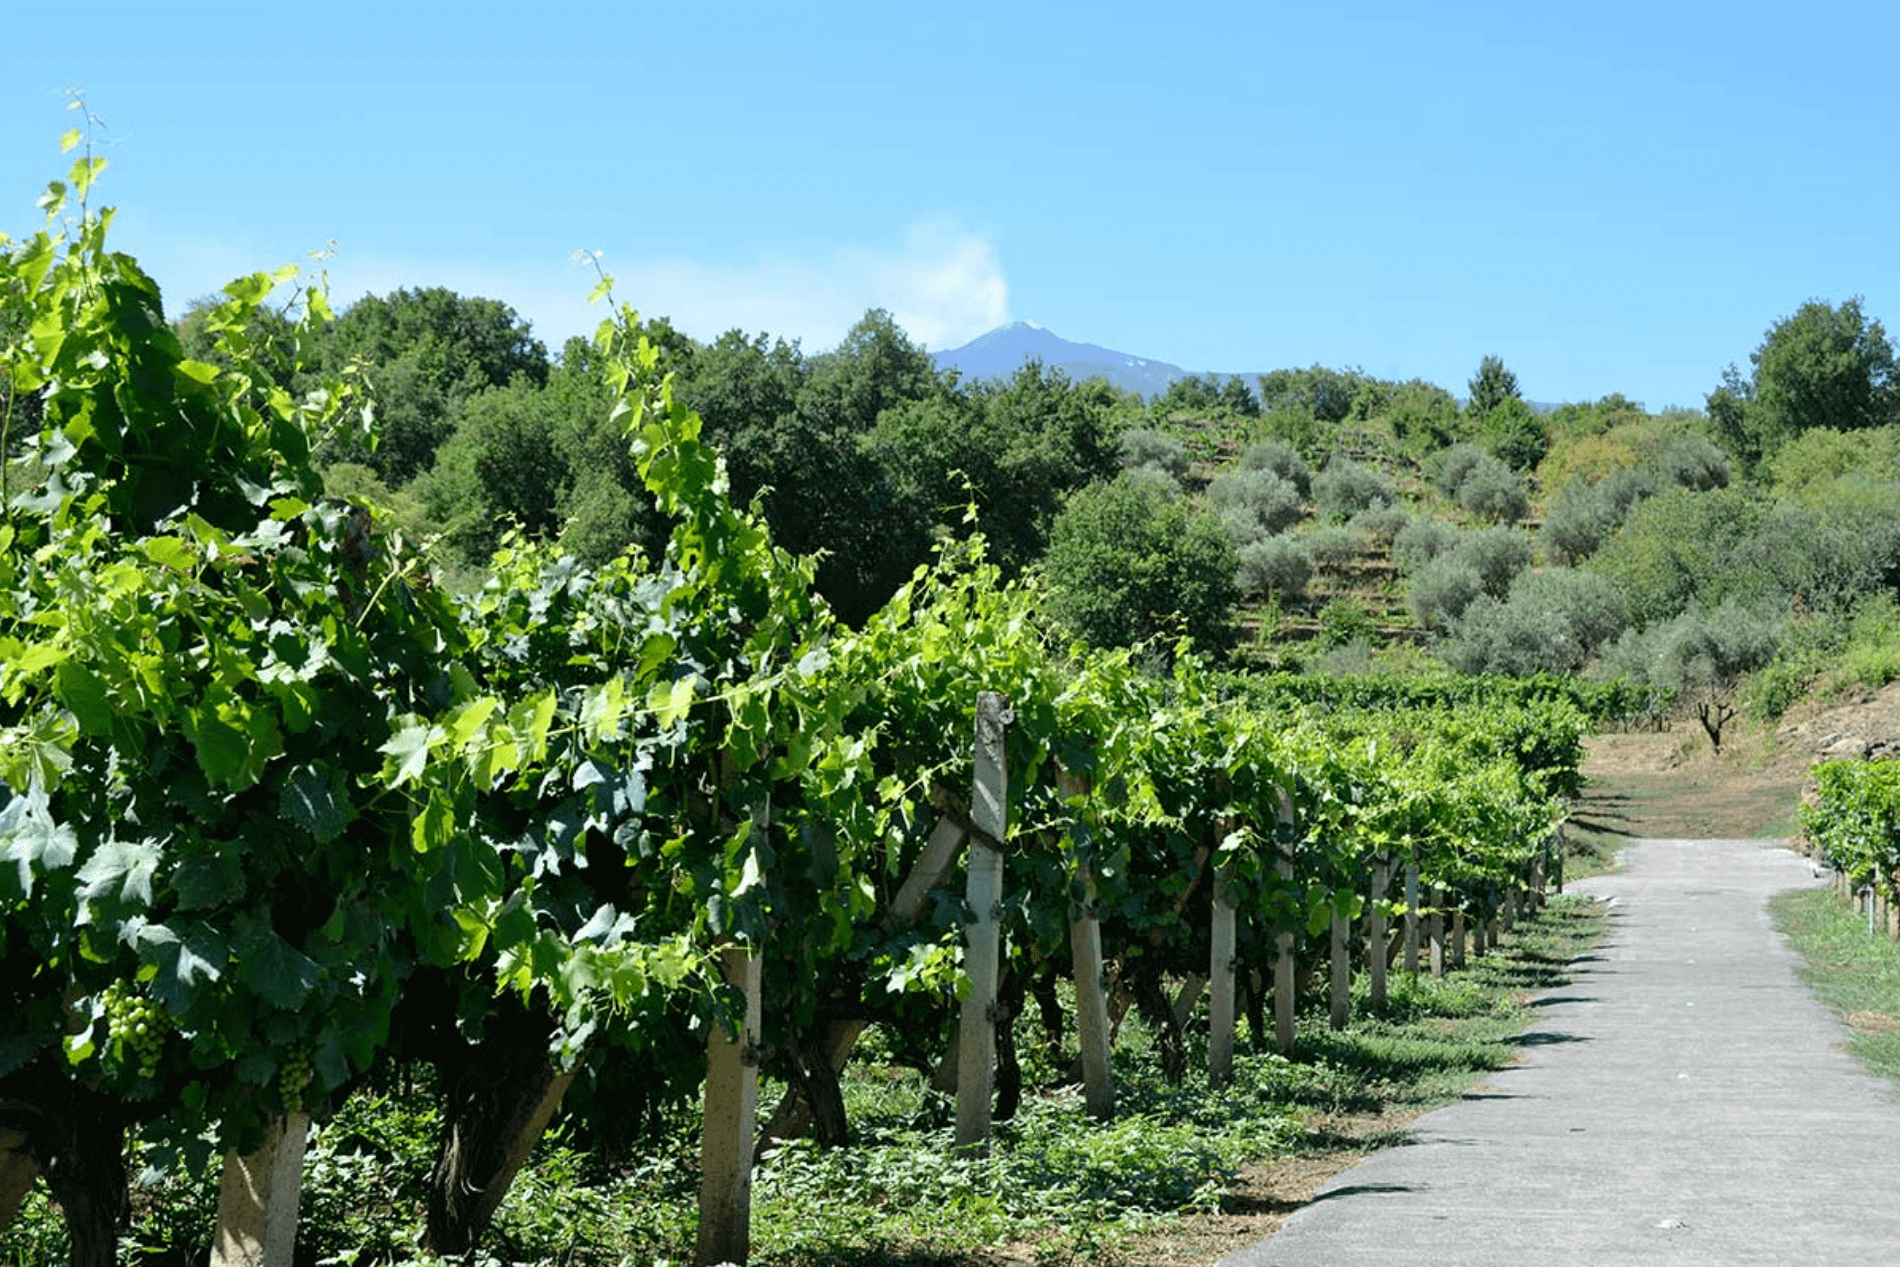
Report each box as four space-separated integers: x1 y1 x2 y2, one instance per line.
1392 515 1458 575
1347 502 1407 545
1451 525 1533 598
1156 372 1260 419
867 358 1119 585
0 124 1620 1266
1311 458 1394 523
1316 598 1376 649
1766 425 1900 505
1256 365 1370 423
1236 534 1311 601
1208 467 1305 542
1239 437 1313 495
1466 354 1521 418
1802 759 1900 891
1303 523 1368 570
1536 407 1718 497
1379 380 1462 453
1441 568 1628 676
1407 556 1484 632
1042 475 1237 653
1454 452 1529 524
1588 485 1889 624
1476 398 1548 472
1118 426 1190 481
1599 601 1784 749
312 286 550 484
1708 297 1900 472
1427 442 1489 497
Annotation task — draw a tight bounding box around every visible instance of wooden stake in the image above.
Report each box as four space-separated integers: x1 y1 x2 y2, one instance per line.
1171 974 1209 1031
694 947 762 1266
1404 862 1420 976
211 1113 310 1267
956 692 1011 1151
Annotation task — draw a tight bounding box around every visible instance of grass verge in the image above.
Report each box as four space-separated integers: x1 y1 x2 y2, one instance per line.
1770 885 1900 1085
1 896 1604 1267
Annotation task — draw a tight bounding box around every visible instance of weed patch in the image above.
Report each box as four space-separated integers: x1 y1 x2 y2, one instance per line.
1771 886 1900 1086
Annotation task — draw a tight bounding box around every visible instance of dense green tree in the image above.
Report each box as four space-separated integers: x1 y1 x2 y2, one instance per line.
1042 474 1237 653
968 361 1120 564
867 359 1118 575
1584 486 1893 624
1255 365 1370 423
1456 453 1530 524
1155 373 1222 415
1236 534 1311 601
1466 354 1522 417
1408 556 1484 631
1219 374 1262 418
1477 397 1548 471
311 287 551 483
1382 379 1462 451
1707 297 1899 471
798 308 937 436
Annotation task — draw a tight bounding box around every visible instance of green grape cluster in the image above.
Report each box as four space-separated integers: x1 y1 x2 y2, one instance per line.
278 1046 314 1114
101 981 168 1080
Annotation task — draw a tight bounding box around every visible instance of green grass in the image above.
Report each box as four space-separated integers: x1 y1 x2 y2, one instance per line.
1 896 1604 1267
1771 885 1900 1085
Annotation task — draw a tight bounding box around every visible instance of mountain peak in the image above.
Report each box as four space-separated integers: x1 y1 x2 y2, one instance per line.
933 322 1187 397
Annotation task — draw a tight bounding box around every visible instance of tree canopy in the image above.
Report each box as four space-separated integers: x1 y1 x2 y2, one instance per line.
1707 297 1899 471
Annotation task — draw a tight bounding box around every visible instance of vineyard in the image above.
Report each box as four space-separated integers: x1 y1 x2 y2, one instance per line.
0 142 1601 1265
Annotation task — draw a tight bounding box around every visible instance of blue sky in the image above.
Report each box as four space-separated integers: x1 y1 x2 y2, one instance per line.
5 0 1896 411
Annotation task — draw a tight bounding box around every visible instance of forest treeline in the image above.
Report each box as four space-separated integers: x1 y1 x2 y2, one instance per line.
172 284 1900 746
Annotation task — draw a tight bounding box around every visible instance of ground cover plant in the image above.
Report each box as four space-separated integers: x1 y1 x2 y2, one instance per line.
1771 887 1900 1087
0 897 1604 1266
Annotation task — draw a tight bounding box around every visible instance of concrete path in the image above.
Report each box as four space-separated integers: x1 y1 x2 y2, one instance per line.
1221 838 1900 1267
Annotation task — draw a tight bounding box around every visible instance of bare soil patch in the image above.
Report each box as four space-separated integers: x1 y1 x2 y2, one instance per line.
1578 681 1900 844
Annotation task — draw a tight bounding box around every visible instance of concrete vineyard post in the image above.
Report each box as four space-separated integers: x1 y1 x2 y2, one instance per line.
956 692 1012 1151
211 1113 310 1267
1428 886 1446 977
1452 907 1468 969
1329 906 1350 1029
693 946 762 1266
1404 862 1420 976
1059 767 1115 1120
1369 856 1390 1013
1210 859 1239 1086
1272 791 1299 1055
